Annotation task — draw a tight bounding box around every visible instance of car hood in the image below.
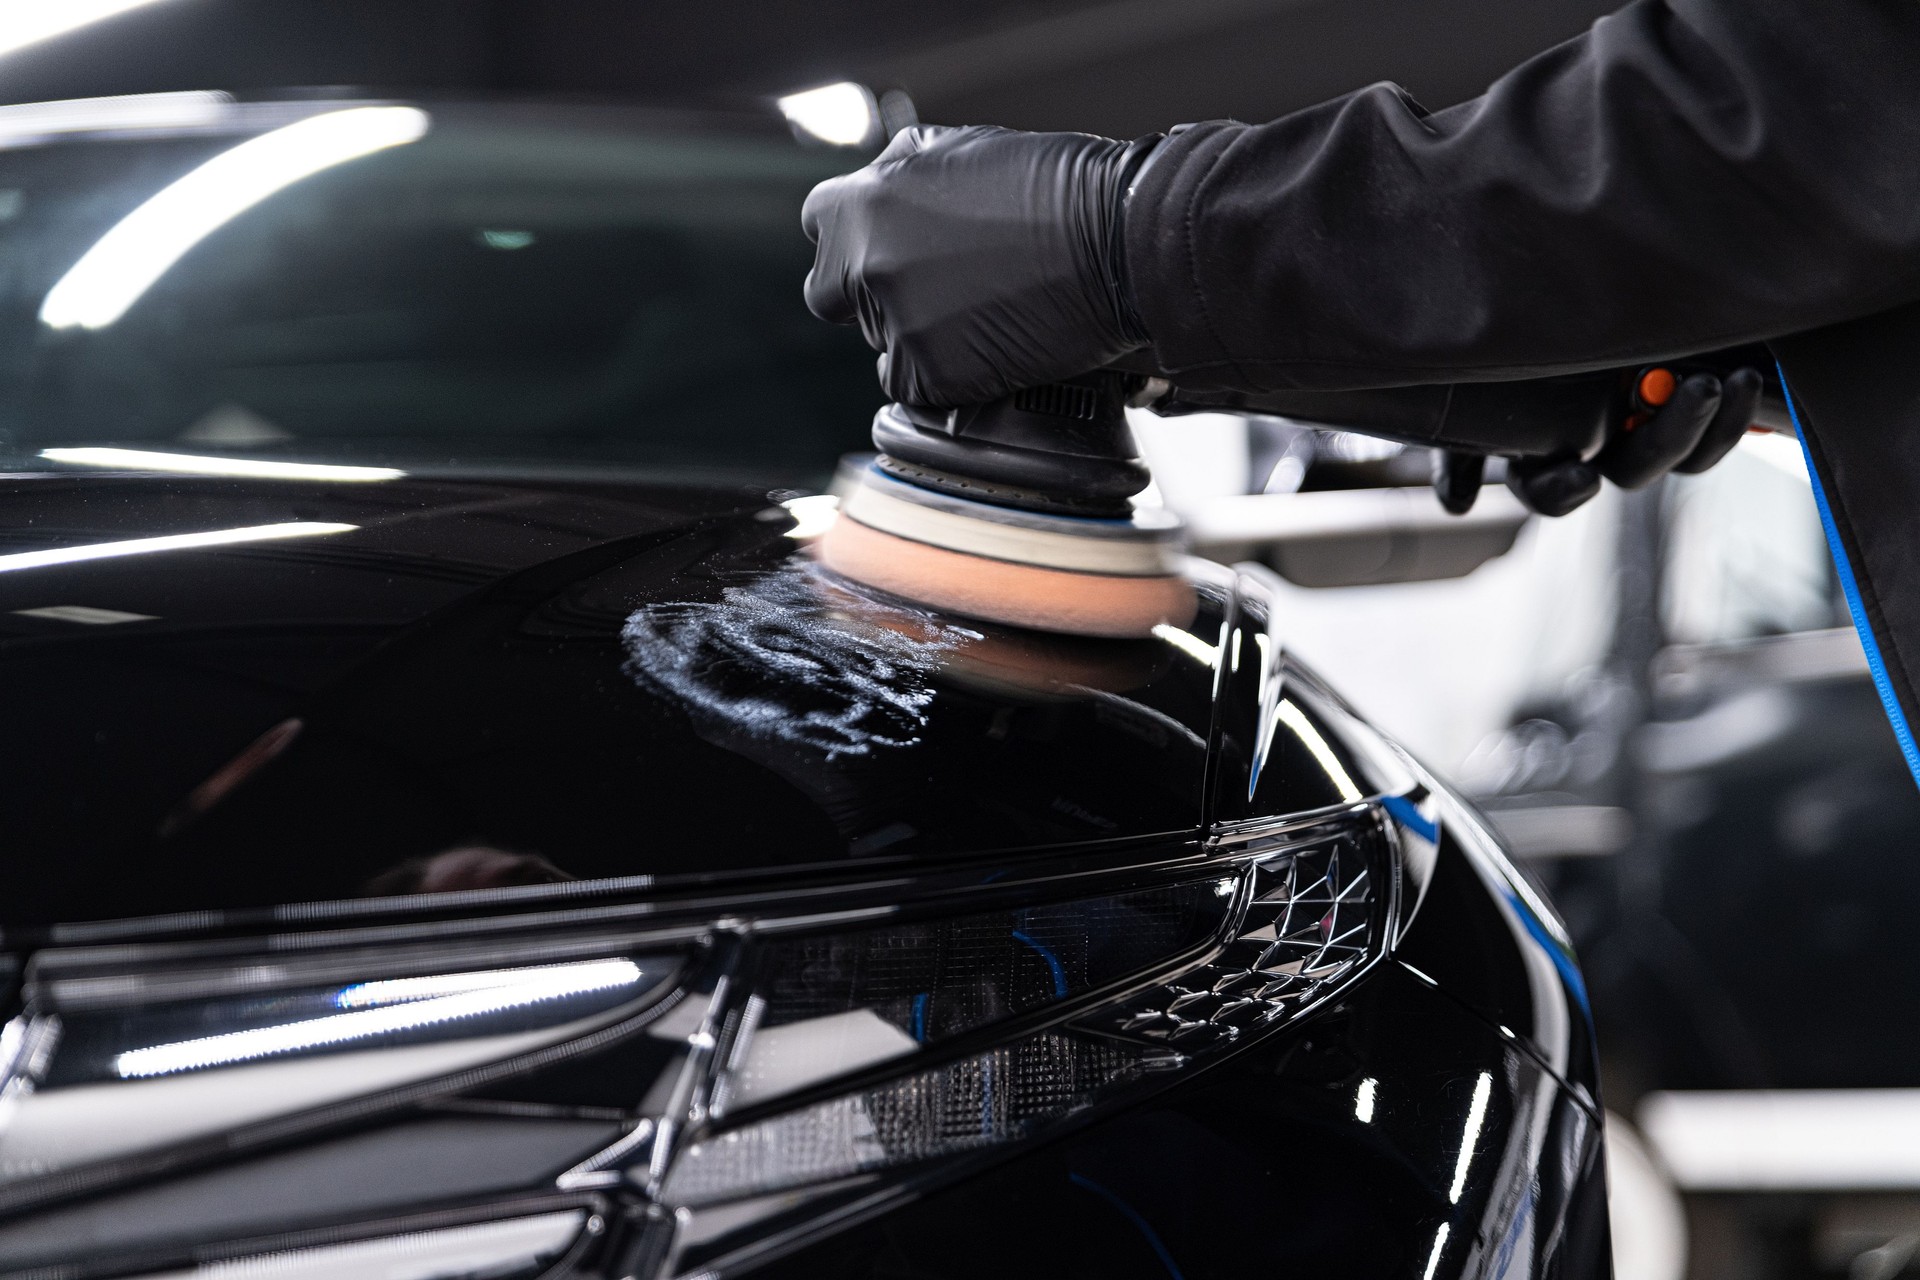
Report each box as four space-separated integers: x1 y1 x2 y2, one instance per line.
0 471 1223 929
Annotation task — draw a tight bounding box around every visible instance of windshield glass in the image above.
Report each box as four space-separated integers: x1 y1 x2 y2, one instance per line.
0 99 882 485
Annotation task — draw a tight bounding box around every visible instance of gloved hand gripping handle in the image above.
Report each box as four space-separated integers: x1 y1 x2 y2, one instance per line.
1138 360 1767 516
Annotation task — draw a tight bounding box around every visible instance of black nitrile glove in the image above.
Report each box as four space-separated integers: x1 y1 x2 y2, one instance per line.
1455 365 1765 516
802 124 1159 408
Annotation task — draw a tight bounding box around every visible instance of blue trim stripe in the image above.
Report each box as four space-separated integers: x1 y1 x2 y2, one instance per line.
1505 889 1591 1019
1068 1173 1186 1280
1010 929 1069 998
1381 792 1439 844
910 992 929 1043
1779 366 1920 792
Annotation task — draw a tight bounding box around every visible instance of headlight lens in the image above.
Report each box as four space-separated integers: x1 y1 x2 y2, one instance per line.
0 811 1394 1279
659 813 1391 1273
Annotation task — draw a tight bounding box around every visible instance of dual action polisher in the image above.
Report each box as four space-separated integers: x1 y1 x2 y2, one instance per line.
817 372 1196 639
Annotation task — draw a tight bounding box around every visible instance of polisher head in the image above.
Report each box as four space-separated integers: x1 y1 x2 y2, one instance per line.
816 463 1195 639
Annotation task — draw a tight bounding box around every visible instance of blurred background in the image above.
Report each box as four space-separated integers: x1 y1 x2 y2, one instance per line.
6 2 1917 1277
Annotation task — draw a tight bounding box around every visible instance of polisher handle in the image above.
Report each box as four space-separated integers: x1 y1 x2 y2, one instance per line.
1141 373 1618 458
1134 353 1781 459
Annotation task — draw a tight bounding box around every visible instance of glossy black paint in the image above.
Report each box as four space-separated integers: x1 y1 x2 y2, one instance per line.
0 467 1608 1279
0 471 1222 927
1208 574 1596 1098
748 963 1604 1280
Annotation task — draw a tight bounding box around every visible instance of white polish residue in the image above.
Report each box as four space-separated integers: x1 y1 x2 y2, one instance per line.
621 566 961 760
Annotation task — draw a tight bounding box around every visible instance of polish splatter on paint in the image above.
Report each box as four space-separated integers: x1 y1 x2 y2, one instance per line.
622 565 966 759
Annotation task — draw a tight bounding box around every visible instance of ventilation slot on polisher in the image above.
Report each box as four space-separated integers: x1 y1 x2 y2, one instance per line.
1013 383 1103 421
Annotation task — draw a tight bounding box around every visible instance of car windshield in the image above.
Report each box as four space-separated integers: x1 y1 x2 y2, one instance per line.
0 97 883 486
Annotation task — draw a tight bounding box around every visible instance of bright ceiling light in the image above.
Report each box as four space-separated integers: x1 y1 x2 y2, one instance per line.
777 82 878 147
0 0 173 60
0 522 356 575
40 105 429 330
40 447 404 483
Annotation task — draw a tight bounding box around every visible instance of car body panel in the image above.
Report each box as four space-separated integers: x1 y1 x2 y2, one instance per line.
745 963 1605 1280
0 472 1228 927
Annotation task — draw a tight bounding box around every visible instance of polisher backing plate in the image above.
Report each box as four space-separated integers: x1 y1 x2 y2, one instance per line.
817 465 1196 639
837 465 1184 573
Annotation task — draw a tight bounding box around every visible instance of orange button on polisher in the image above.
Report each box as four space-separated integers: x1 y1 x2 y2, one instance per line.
1636 366 1678 408
1622 366 1678 432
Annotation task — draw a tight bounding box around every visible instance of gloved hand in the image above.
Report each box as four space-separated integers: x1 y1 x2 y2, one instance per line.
1438 365 1766 517
802 124 1159 408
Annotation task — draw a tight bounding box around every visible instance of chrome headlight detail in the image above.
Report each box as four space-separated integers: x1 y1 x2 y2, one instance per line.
654 815 1393 1275
1077 830 1380 1050
0 813 1396 1280
129 1209 595 1280
0 941 686 1197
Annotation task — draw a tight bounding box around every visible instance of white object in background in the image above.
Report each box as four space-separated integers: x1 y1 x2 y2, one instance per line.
1641 1089 1920 1189
133 1211 587 1280
776 83 879 147
1177 485 1527 555
1606 1112 1687 1280
1487 806 1634 861
41 106 429 329
1128 411 1250 511
1742 428 1812 482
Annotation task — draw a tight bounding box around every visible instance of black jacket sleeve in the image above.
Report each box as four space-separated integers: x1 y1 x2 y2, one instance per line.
1124 0 1920 392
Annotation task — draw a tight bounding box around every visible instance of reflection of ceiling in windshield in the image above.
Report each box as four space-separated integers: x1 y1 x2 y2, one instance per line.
42 105 430 329
3 107 882 483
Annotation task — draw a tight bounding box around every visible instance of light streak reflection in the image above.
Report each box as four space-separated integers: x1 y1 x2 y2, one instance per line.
1276 699 1362 802
779 493 840 540
0 0 173 61
116 958 645 1078
1150 623 1219 667
1422 1222 1451 1280
0 90 228 143
0 522 355 574
777 82 877 147
41 447 404 483
41 105 429 329
1449 1071 1493 1204
41 449 403 483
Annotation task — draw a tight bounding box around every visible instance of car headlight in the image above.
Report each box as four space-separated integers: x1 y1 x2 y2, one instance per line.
0 809 1397 1278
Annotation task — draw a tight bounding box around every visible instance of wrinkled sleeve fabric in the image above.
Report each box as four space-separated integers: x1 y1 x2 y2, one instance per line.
1124 0 1920 392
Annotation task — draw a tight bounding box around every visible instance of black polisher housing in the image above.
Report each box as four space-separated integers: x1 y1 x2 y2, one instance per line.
868 371 1151 516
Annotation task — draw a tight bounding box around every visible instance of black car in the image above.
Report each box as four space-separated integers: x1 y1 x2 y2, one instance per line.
0 93 1604 1279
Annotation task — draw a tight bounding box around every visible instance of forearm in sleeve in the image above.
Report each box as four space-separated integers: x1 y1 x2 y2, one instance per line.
1124 0 1920 392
